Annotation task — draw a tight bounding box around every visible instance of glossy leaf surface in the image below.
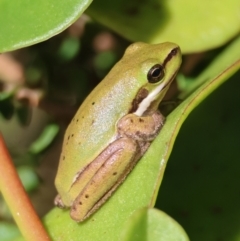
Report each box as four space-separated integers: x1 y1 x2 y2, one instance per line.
87 0 240 53
0 0 92 52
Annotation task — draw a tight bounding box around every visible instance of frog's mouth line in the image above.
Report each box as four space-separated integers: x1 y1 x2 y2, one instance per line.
161 68 179 91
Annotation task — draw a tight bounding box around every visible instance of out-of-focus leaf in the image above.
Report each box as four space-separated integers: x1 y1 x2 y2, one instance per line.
87 0 240 53
94 51 117 71
94 51 118 77
0 91 14 101
0 0 92 52
0 222 20 241
180 36 240 98
17 166 39 192
29 123 59 154
25 67 42 85
58 37 80 62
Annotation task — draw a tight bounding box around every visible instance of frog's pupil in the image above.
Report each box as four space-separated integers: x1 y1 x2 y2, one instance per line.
152 68 160 77
147 64 164 83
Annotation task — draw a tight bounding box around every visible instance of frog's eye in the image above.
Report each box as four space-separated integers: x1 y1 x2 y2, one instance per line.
147 64 164 83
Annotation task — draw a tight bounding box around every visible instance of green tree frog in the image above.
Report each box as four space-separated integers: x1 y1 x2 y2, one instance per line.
54 42 182 222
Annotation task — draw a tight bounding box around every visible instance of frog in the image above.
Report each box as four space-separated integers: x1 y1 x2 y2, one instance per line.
54 42 182 222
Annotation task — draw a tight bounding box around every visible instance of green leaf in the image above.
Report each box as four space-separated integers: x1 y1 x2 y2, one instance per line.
87 0 240 53
17 166 39 192
58 37 81 62
120 208 189 241
0 222 20 241
0 0 92 52
158 68 240 241
35 35 240 241
94 51 117 71
29 123 59 154
180 36 240 98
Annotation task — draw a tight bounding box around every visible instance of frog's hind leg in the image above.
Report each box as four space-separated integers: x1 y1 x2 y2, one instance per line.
70 137 142 222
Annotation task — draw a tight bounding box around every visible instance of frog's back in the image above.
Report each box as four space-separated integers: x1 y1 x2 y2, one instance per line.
55 42 180 202
55 60 143 199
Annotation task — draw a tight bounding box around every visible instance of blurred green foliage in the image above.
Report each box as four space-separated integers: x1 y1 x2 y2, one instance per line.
0 1 239 241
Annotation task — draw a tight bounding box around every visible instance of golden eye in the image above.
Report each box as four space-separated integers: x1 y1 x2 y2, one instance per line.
147 64 164 83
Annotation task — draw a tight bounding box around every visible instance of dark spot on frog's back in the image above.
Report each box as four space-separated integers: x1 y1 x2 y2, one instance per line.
92 102 95 105
129 88 149 113
139 118 144 123
85 194 89 198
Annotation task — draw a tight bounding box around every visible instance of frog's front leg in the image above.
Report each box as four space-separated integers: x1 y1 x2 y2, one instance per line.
118 111 165 142
70 137 140 222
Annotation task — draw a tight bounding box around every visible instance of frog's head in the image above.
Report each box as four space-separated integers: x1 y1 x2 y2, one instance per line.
123 42 182 116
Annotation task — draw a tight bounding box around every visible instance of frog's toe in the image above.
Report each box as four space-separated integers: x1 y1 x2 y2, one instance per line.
54 194 65 208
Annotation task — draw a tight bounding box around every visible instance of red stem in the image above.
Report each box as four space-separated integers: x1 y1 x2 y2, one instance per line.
0 133 51 241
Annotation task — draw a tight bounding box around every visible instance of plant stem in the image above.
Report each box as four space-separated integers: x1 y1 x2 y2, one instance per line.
0 133 51 241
